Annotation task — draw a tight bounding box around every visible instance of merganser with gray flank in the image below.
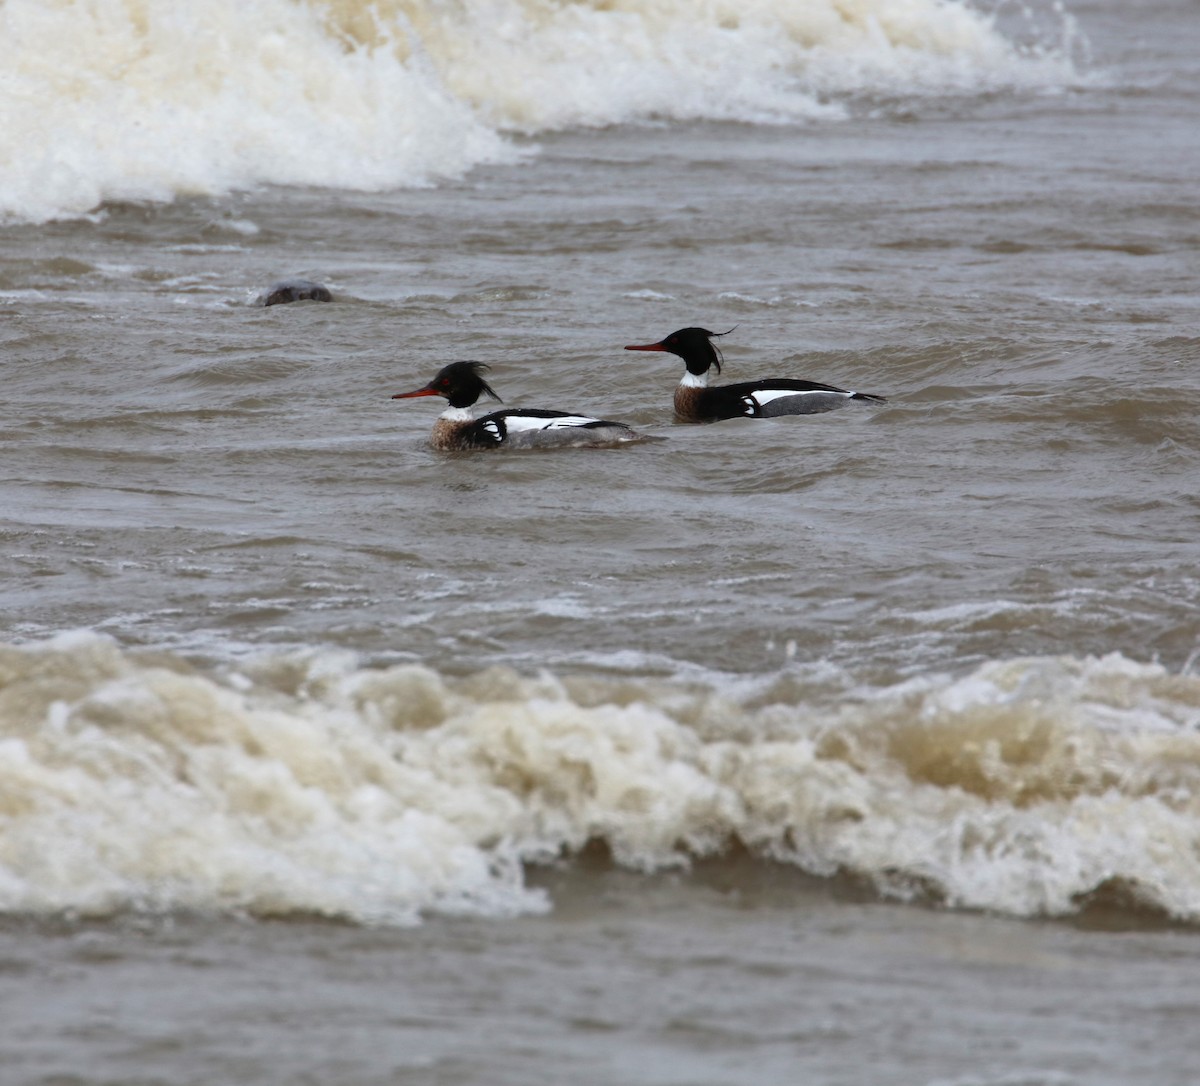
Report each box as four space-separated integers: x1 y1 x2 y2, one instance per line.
392 361 651 451
625 327 886 422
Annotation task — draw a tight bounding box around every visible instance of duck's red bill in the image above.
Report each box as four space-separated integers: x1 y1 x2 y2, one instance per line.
391 387 439 400
624 342 667 352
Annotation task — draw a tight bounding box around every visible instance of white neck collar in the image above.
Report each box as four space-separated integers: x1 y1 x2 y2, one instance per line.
680 370 708 388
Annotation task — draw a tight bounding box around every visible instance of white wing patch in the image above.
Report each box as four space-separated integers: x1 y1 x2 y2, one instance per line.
747 387 849 409
503 414 601 433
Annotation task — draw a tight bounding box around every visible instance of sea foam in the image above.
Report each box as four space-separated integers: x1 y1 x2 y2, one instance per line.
0 0 1082 223
1 633 1197 925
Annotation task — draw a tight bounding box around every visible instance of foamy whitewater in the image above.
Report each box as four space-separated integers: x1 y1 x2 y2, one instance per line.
3 634 1198 925
0 0 1081 223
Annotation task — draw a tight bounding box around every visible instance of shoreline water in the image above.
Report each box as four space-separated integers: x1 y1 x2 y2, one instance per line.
2 865 1198 1086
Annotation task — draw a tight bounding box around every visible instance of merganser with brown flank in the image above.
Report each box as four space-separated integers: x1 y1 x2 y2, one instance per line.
392 360 652 451
625 326 886 422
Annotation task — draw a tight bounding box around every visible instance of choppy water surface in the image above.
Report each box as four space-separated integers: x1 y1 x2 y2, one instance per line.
2 0 1200 1082
5 110 1197 678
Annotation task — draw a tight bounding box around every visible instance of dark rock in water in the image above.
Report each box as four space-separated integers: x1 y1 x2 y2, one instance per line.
264 279 332 306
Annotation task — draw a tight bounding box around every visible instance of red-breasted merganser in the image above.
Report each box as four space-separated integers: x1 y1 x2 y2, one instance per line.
625 327 887 422
392 360 651 450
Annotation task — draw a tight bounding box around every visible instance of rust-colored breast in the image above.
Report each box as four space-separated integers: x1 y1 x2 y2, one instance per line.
674 384 707 422
430 418 467 450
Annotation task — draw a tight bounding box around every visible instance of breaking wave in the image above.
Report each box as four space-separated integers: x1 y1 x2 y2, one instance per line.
0 0 1084 222
2 632 1197 926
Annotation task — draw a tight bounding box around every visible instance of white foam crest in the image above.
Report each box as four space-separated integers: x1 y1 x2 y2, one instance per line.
781 0 1083 98
401 0 1081 131
0 0 509 224
0 0 1082 223
5 636 1193 925
0 635 543 923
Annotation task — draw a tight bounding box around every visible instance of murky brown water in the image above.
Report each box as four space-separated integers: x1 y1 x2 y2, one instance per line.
2 0 1199 1082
